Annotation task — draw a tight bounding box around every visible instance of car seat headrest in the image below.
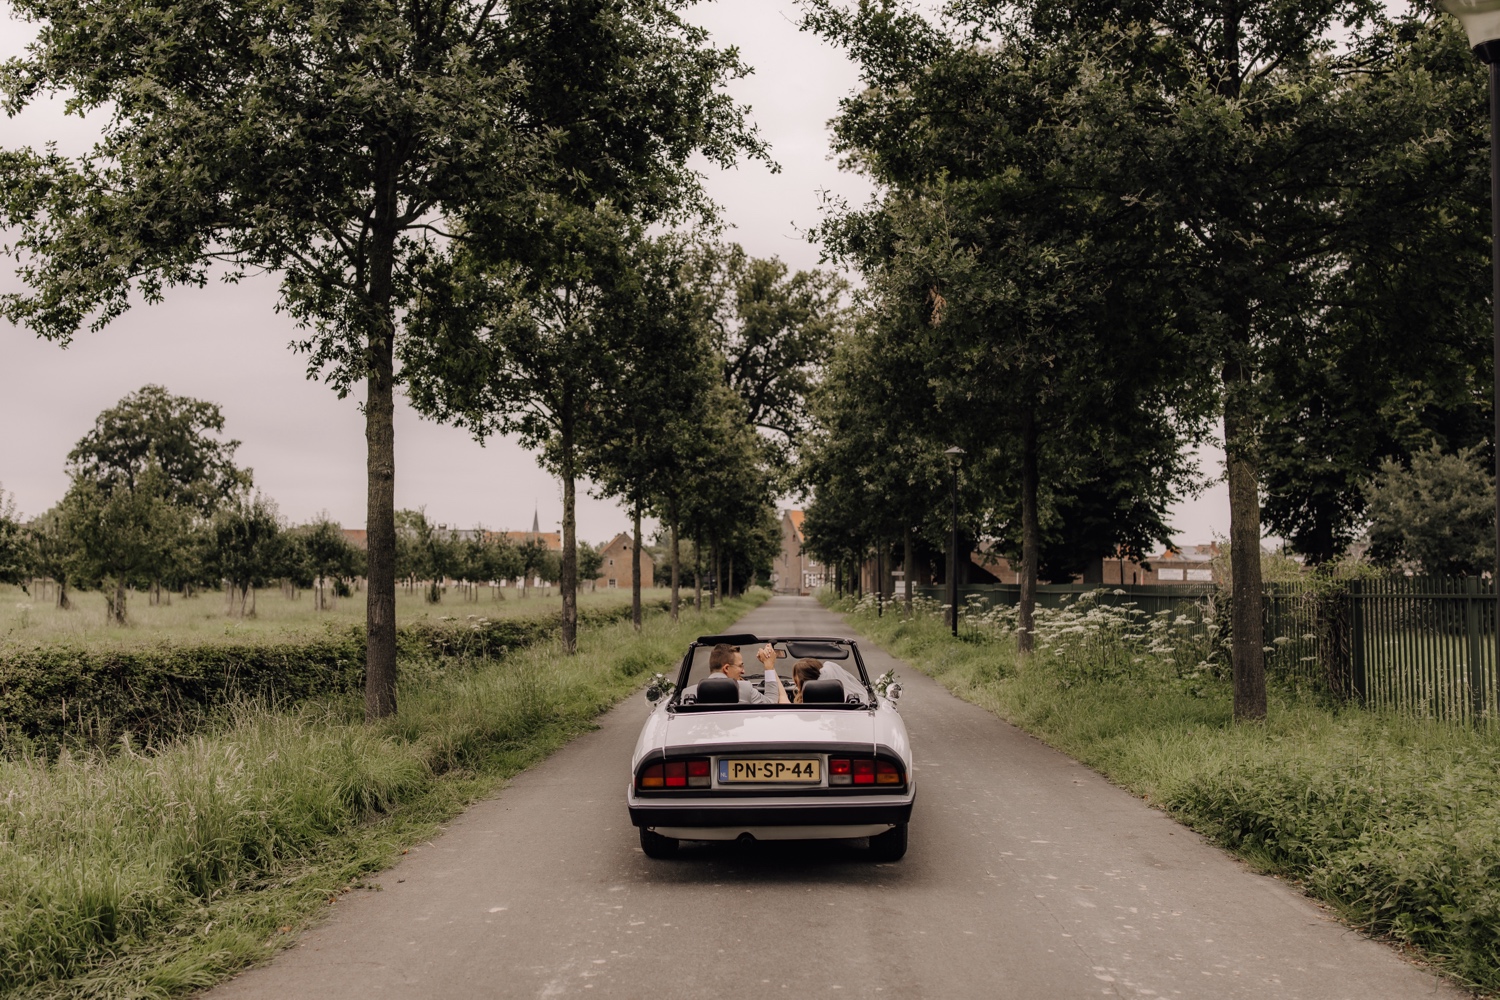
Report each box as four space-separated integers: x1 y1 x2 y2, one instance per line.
697 673 740 704
799 679 845 704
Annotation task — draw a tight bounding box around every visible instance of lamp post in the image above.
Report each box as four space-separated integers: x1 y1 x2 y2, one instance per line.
945 447 966 637
1442 0 1500 721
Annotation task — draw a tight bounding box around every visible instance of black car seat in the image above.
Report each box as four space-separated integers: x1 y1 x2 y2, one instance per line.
799 679 845 704
696 674 741 704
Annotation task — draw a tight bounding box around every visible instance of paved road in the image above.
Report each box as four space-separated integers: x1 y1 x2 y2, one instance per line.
209 597 1458 999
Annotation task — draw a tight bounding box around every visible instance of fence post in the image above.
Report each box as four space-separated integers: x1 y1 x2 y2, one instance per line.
1349 579 1366 705
1471 576 1489 724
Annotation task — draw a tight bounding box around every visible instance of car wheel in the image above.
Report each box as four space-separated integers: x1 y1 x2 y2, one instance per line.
639 827 679 859
868 823 908 862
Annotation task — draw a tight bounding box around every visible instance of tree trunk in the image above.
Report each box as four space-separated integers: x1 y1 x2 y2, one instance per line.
631 501 643 632
727 552 735 599
559 410 579 654
694 537 703 611
903 525 914 617
1224 353 1267 721
710 539 719 609
57 579 70 610
110 579 127 625
669 507 681 622
363 222 399 722
1018 406 1040 655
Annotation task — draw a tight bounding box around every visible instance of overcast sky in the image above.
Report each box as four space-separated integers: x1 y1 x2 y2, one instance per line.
0 1 1231 546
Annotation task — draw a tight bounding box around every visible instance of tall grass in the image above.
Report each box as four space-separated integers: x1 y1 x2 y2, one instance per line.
0 593 766 999
829 593 1500 995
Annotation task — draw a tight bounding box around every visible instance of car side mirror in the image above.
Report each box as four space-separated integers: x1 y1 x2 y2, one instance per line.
886 683 902 702
645 686 663 704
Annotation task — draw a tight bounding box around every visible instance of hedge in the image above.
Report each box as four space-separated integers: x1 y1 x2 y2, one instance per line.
0 601 667 752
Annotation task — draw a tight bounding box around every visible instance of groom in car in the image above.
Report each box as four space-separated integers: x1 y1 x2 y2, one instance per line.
683 643 789 704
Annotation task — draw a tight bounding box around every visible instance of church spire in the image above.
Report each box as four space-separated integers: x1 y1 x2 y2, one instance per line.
531 507 540 537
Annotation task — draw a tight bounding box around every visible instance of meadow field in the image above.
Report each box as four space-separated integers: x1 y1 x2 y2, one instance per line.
0 583 673 652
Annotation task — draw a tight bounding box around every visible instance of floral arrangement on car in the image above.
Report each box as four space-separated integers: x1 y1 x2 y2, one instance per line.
645 672 676 703
873 669 901 700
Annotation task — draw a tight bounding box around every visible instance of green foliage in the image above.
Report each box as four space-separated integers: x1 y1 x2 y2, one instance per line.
1364 444 1496 576
832 595 1500 994
0 592 767 998
64 386 252 517
576 541 605 583
203 493 287 616
0 602 665 753
710 245 849 467
57 463 189 625
0 485 31 586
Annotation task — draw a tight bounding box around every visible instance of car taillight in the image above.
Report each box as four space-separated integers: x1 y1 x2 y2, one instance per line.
638 757 711 791
687 759 711 788
829 757 902 787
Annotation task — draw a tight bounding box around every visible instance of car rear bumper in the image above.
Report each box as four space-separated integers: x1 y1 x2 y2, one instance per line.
628 796 915 830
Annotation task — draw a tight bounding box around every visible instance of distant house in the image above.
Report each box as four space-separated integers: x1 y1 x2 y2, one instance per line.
593 532 655 590
773 510 825 594
342 528 368 550
1084 543 1219 586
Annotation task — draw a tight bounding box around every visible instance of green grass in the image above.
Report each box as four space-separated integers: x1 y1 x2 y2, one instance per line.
827 594 1500 996
0 583 672 653
0 591 767 999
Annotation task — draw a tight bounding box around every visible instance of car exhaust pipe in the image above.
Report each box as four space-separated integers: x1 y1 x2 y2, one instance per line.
736 832 757 844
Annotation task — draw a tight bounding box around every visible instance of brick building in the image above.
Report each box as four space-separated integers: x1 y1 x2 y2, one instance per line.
593 532 655 590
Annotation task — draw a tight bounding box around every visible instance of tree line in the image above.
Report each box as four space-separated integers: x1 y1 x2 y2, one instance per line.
0 386 617 621
795 1 1496 722
0 0 842 719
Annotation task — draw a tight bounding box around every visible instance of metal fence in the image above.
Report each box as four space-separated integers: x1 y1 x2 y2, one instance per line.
907 577 1498 726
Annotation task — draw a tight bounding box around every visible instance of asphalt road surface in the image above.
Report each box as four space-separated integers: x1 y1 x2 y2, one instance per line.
208 596 1459 999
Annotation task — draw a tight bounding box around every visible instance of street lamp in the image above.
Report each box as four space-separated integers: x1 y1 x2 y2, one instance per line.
945 447 966 637
1442 0 1500 720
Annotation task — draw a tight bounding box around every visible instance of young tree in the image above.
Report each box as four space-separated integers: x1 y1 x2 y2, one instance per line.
0 486 32 588
206 493 286 617
65 386 251 516
576 542 605 591
26 508 77 609
59 462 186 624
295 517 364 611
1365 445 1495 576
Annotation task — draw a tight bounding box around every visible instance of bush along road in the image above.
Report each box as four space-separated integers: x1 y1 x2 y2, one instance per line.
0 592 766 999
827 592 1500 995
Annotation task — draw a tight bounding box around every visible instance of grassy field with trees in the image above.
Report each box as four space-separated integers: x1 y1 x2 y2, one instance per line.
0 591 767 999
828 592 1500 994
0 583 672 652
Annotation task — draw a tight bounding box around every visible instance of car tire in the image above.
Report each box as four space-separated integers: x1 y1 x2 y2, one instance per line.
639 827 679 859
868 823 908 862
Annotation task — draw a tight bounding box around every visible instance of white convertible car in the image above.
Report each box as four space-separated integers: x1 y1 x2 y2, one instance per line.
626 632 915 861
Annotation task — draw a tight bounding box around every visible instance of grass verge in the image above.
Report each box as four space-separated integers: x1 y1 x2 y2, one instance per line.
0 591 767 999
826 594 1500 996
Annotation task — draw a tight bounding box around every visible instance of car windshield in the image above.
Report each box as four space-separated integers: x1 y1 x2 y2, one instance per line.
676 638 869 706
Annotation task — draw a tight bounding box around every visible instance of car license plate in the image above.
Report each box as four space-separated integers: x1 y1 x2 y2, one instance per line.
719 758 821 783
